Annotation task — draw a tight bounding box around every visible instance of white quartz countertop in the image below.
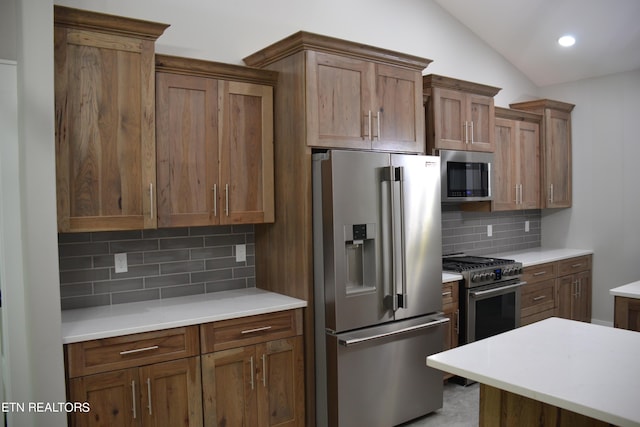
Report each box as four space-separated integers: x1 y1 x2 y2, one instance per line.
427 317 640 427
61 288 307 344
486 247 593 267
442 272 462 283
610 281 640 299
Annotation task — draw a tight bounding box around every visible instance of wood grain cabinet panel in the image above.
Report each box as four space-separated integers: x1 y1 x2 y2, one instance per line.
441 281 459 380
614 296 640 331
510 99 575 208
424 75 500 153
155 55 276 228
54 6 168 232
201 310 305 427
493 108 542 211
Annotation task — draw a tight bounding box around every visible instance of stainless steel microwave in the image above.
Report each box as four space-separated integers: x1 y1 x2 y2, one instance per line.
440 149 493 202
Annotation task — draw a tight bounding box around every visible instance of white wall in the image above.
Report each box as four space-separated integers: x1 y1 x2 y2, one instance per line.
540 69 640 324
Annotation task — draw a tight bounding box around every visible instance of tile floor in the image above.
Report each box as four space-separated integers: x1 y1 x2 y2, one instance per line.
399 382 480 427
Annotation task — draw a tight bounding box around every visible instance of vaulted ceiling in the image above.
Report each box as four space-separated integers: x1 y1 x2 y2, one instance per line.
434 0 640 87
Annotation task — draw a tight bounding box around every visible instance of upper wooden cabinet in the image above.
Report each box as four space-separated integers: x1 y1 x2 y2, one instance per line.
493 107 542 211
510 99 575 208
423 75 501 153
244 31 431 153
155 55 277 227
54 6 169 232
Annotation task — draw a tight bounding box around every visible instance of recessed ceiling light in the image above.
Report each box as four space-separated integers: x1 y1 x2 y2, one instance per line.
558 35 576 47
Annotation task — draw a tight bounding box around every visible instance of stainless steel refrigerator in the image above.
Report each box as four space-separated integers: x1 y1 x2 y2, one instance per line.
313 150 448 427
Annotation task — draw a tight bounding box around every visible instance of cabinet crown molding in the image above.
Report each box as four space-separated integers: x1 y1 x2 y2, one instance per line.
155 54 278 86
495 106 542 123
243 30 432 71
510 99 575 113
423 74 501 97
54 5 169 40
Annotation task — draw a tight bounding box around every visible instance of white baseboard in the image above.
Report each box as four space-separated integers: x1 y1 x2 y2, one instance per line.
591 318 613 327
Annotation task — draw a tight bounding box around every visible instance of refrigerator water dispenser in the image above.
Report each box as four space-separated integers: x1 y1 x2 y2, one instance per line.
344 223 376 294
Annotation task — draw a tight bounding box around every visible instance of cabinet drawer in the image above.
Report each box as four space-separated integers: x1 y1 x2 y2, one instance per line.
442 281 458 310
522 262 556 284
66 326 200 378
521 279 556 318
201 309 302 353
557 255 592 276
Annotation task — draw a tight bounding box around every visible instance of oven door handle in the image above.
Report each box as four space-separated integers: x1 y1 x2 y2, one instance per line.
469 281 526 297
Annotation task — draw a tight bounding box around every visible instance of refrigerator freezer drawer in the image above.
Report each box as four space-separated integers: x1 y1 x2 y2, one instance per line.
324 315 447 427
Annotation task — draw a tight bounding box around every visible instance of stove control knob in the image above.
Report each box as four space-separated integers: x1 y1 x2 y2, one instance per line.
504 268 511 276
490 272 496 280
482 273 489 281
472 274 480 282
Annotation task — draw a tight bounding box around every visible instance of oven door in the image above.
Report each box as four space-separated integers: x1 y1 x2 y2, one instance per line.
466 280 525 343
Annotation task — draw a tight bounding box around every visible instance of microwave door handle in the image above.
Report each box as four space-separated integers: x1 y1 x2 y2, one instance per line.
487 162 492 197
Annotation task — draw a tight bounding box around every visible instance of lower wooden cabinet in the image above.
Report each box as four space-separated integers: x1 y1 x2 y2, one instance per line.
68 357 203 427
65 310 305 427
201 336 304 427
614 296 640 331
200 310 305 427
442 281 459 380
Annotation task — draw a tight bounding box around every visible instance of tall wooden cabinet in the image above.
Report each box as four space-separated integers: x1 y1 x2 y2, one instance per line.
509 99 575 208
493 107 542 211
243 32 432 425
423 75 500 153
155 55 277 227
556 255 592 322
54 6 168 232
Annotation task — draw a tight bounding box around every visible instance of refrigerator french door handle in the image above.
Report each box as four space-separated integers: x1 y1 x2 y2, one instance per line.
382 166 399 311
395 166 408 309
337 317 449 346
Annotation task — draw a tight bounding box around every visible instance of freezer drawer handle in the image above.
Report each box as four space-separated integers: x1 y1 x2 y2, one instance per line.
338 317 449 347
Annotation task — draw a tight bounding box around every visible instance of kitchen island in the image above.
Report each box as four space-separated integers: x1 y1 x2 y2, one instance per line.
610 281 640 331
427 317 640 427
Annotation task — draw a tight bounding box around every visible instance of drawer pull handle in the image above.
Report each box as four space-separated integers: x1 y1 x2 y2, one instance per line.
533 271 547 276
120 345 159 356
241 326 272 335
442 291 452 297
533 295 546 301
571 263 583 268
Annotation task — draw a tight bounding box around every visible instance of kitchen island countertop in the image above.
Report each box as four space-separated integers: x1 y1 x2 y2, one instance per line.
61 288 307 344
610 281 640 299
427 317 640 427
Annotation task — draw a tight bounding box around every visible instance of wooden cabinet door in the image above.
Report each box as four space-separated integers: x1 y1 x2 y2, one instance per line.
573 270 591 323
219 80 275 224
202 347 258 427
493 118 517 211
556 275 574 320
544 109 572 208
517 121 541 209
54 26 158 232
68 368 140 427
614 297 640 331
467 94 495 152
306 51 373 150
256 337 305 427
372 64 424 153
156 72 219 227
430 88 467 151
140 357 203 427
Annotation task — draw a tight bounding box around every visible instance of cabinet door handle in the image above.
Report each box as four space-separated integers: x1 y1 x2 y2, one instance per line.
377 111 381 140
146 378 152 415
149 183 154 219
469 120 474 144
368 110 372 141
225 183 229 216
454 309 460 334
212 184 217 217
549 184 554 204
261 354 267 387
119 345 159 356
131 380 137 419
250 356 255 390
533 295 546 301
464 121 468 144
241 326 272 334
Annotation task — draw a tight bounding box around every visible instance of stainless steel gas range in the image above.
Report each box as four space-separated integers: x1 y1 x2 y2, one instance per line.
443 255 525 346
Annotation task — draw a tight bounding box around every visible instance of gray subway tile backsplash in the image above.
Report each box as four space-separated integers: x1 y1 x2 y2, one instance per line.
441 206 541 256
59 225 255 310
